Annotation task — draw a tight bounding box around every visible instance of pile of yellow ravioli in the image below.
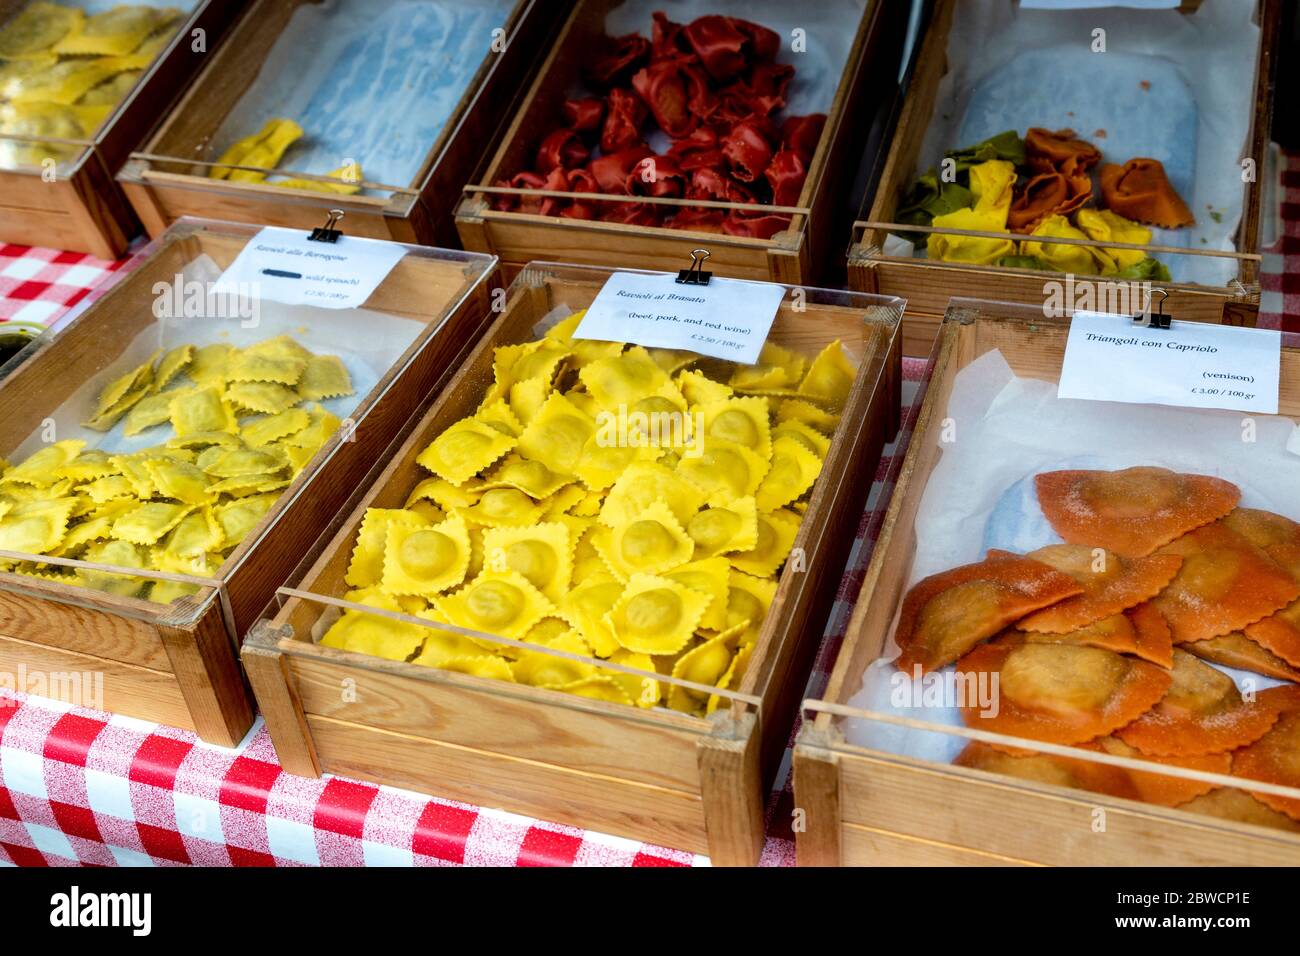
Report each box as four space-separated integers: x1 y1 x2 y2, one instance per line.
0 3 182 166
0 334 353 604
322 310 855 717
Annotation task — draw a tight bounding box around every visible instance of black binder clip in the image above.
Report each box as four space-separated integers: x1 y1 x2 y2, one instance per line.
309 208 345 244
1133 288 1171 330
676 248 713 286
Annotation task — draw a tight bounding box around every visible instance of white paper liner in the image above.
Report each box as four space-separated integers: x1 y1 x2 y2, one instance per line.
844 348 1300 764
206 0 513 191
903 0 1259 287
13 252 427 460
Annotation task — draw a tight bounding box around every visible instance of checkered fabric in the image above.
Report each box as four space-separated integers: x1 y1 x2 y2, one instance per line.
1260 151 1300 333
0 245 128 326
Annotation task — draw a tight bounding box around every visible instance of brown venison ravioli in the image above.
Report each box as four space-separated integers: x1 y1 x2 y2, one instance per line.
893 555 1082 674
1182 630 1300 684
1212 509 1300 667
1034 466 1239 558
1178 786 1300 833
954 740 1137 800
998 544 1182 634
1089 736 1229 808
1017 601 1173 668
1152 522 1300 645
956 638 1171 746
1230 686 1300 822
1116 650 1292 757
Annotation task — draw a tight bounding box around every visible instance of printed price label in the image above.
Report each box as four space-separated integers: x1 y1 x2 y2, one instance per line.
213 227 406 310
574 271 785 365
1058 311 1281 414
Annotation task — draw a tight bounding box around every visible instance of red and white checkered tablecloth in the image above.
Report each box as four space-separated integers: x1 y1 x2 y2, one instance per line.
0 149 1294 867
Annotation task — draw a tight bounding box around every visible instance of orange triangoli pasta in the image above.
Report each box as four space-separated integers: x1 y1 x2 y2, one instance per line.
1182 630 1300 684
1152 522 1300 645
1005 544 1182 634
1034 466 1239 559
1116 650 1291 757
1222 509 1300 668
956 638 1170 746
1180 787 1300 833
954 740 1136 800
1230 686 1300 822
1018 601 1172 669
894 555 1082 673
1091 735 1229 808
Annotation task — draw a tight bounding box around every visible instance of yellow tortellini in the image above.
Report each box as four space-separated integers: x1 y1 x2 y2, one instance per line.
319 314 855 717
0 334 353 603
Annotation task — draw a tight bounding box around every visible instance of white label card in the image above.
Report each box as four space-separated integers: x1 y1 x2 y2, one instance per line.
574 271 785 365
1058 311 1281 415
212 227 407 310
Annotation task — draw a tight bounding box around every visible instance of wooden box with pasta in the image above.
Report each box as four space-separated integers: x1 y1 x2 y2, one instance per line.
243 260 904 866
848 0 1280 357
794 299 1300 866
0 0 244 258
0 218 496 746
116 0 561 250
454 0 900 285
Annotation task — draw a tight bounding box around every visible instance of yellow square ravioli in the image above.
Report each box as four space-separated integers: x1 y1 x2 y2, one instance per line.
417 417 515 485
170 387 238 437
605 573 710 656
481 522 572 602
435 569 554 644
345 508 429 588
381 514 471 597
591 500 693 580
111 501 191 546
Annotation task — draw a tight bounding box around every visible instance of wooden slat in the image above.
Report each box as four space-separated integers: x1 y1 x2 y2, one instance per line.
697 712 765 866
0 588 168 671
792 741 843 867
841 821 1038 866
460 212 781 280
838 752 1300 867
242 635 321 777
306 713 711 855
0 632 193 732
290 654 704 792
157 604 254 748
862 256 1256 330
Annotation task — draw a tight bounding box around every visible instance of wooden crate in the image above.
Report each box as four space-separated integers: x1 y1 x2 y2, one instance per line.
244 260 904 865
794 299 1300 866
118 0 560 249
0 0 244 258
848 0 1281 358
455 0 898 286
0 219 496 746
